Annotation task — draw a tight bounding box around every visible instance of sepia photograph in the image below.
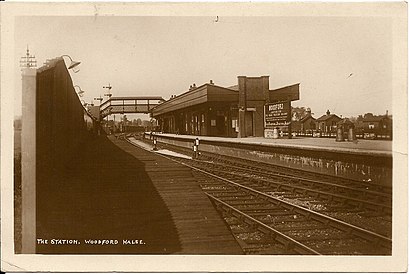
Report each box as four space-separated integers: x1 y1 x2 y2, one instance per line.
1 2 407 272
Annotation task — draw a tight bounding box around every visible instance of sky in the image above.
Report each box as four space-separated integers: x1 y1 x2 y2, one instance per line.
15 16 392 119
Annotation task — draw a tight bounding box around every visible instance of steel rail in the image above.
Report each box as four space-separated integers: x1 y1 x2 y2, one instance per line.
205 193 321 255
190 169 391 247
132 137 392 215
196 159 391 200
125 136 392 252
198 165 391 213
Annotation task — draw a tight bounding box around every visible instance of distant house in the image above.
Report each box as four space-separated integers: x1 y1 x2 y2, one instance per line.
300 113 317 132
292 110 316 133
361 113 392 139
316 110 342 133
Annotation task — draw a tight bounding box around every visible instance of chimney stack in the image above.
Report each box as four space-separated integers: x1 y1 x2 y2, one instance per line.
210 80 214 85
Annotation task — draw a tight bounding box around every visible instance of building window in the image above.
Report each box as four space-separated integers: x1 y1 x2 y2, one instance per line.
369 123 375 129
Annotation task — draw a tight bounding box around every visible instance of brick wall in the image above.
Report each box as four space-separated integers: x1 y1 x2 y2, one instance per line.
238 76 269 137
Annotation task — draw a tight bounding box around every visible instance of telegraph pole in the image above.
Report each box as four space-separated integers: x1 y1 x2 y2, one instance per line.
20 45 37 69
103 83 113 98
20 46 37 253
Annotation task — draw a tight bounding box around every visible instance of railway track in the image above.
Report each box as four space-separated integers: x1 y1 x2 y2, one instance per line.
192 168 391 255
125 135 392 255
178 158 391 213
154 140 391 194
146 141 392 237
202 153 392 194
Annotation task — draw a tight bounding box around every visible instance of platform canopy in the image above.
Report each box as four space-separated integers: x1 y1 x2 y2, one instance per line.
151 84 239 117
150 81 300 118
269 83 300 102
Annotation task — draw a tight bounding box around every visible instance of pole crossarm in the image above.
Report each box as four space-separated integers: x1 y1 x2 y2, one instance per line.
100 96 165 118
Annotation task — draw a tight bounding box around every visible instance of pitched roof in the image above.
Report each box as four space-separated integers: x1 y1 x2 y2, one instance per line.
227 85 239 91
269 83 300 102
363 116 390 122
316 114 341 122
300 113 316 122
151 83 238 116
337 118 354 125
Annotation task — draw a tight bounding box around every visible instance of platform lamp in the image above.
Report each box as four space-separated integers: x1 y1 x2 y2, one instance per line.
74 85 85 98
80 100 91 114
61 55 81 73
81 100 91 108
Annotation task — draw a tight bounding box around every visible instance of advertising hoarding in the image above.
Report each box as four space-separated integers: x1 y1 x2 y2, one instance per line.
264 101 291 128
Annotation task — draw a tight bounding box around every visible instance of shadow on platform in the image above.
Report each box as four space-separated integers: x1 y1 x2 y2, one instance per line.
36 136 181 254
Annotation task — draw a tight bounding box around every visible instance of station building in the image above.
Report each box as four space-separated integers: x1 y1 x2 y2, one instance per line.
151 76 299 138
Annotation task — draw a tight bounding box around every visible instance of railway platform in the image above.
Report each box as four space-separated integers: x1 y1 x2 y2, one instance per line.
144 132 392 187
36 135 242 254
146 133 392 156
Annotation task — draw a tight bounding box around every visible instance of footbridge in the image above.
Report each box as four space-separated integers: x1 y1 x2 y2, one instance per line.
100 96 165 118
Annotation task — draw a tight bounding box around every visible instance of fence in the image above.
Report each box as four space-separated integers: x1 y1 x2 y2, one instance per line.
293 131 392 140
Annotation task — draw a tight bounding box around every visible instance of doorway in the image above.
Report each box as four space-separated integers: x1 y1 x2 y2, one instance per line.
216 115 226 136
245 111 254 137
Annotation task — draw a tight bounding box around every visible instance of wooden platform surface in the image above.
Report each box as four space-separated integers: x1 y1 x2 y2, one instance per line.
113 137 242 254
36 135 242 254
